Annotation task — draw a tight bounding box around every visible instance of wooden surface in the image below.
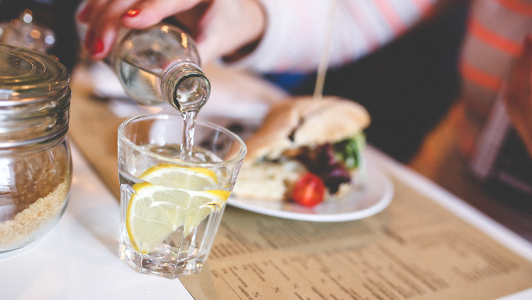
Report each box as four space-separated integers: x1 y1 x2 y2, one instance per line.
409 103 532 242
69 66 125 200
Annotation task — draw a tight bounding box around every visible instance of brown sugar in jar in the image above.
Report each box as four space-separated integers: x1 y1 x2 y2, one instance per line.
0 44 72 253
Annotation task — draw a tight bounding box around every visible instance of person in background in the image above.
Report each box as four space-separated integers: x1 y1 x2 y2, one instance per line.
77 0 438 68
77 0 464 163
411 0 532 209
77 0 532 208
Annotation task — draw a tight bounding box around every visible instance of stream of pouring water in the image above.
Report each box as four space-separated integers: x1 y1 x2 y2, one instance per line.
181 0 337 161
313 0 338 101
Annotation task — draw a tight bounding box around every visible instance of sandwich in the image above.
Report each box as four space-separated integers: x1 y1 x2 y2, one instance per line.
232 96 370 207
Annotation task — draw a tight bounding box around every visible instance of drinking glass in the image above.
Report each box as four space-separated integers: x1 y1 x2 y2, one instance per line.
117 113 246 279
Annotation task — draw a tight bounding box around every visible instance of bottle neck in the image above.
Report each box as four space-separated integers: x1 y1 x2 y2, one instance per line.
162 63 210 112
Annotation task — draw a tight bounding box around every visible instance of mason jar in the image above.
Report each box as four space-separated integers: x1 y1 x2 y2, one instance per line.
0 44 72 253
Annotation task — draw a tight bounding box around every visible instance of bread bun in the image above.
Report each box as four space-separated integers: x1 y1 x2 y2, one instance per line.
232 160 306 202
245 96 370 162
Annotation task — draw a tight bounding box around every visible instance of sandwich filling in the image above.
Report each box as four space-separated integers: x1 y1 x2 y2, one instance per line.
286 132 365 195
231 96 370 205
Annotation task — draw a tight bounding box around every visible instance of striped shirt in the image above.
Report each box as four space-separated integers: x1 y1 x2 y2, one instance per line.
231 0 436 73
456 0 532 157
461 0 532 194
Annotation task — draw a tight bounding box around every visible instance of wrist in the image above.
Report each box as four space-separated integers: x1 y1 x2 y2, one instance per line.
222 0 266 63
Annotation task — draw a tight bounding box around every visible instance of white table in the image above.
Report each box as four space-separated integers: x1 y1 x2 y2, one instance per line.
0 145 194 300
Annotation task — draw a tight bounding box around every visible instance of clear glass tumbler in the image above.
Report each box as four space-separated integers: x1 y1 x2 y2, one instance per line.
117 113 246 279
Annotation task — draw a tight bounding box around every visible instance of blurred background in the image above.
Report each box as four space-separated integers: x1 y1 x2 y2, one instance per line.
0 0 469 164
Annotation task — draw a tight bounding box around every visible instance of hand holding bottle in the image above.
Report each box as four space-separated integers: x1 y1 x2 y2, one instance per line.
77 0 266 64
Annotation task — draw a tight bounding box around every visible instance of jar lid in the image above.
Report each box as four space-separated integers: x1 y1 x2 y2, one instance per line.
0 43 69 102
0 44 70 149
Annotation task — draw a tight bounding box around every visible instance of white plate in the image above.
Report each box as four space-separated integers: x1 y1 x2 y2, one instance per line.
228 159 394 222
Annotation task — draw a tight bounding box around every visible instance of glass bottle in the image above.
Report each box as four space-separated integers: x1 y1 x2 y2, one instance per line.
0 44 72 253
108 23 210 112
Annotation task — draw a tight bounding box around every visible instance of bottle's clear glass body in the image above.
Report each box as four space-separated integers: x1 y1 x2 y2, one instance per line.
109 23 210 112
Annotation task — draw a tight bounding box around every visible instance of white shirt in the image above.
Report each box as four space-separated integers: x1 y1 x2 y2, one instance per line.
230 0 436 73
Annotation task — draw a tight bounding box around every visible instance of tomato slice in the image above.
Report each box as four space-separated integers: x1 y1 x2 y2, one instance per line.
292 173 325 207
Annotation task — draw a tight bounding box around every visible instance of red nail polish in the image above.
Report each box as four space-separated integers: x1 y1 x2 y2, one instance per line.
90 38 104 56
123 9 141 18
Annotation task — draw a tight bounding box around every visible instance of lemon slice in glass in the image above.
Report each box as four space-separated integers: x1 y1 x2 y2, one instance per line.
126 182 230 254
138 163 218 190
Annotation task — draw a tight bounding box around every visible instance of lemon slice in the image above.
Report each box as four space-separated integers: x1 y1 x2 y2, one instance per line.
126 182 230 254
138 163 218 190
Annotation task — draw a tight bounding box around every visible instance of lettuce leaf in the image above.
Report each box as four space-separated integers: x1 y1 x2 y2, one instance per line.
333 132 366 170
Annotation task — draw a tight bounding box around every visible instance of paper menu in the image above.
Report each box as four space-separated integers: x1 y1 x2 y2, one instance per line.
189 178 532 300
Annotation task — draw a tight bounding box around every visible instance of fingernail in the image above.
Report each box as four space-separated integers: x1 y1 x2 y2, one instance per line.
89 38 104 56
123 8 141 18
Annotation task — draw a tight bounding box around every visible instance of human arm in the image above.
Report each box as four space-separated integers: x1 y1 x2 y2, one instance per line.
228 0 438 73
76 0 266 63
77 0 438 72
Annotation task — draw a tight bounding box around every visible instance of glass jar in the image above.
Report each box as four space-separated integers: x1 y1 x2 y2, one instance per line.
0 44 72 253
